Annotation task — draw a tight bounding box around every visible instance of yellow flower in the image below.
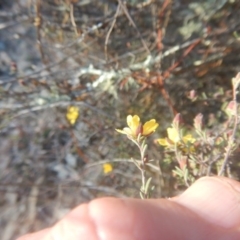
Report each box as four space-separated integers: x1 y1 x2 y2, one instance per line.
66 106 79 125
168 128 180 143
143 119 159 136
158 127 195 147
116 115 158 138
157 138 170 146
182 134 195 144
103 163 113 174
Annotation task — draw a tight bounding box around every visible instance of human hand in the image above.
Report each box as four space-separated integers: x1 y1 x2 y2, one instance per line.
17 177 240 240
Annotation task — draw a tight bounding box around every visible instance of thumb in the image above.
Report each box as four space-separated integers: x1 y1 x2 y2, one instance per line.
17 177 240 240
173 176 240 228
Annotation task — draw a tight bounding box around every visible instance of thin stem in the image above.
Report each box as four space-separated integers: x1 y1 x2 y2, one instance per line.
219 77 239 176
218 115 238 176
174 143 189 187
133 137 148 199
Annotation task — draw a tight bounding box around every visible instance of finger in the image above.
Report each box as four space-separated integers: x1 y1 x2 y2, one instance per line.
18 197 211 240
17 177 240 240
17 229 50 240
172 176 240 228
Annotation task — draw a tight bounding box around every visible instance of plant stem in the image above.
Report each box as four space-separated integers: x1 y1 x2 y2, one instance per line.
218 115 238 176
135 138 147 199
219 80 239 176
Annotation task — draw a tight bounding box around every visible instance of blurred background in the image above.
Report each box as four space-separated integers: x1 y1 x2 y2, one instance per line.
0 0 240 239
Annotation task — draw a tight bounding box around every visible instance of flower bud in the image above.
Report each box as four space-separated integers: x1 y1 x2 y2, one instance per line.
188 90 197 101
226 101 237 116
232 73 240 90
178 156 187 170
172 113 182 130
194 113 203 131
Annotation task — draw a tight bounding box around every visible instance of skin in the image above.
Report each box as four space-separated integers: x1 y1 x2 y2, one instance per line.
18 177 240 240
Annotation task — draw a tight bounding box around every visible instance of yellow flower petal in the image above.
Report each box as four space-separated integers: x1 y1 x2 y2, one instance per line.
167 128 180 143
183 134 195 144
103 163 113 174
143 119 159 135
66 106 79 125
115 129 126 134
157 138 168 146
115 127 132 135
127 115 140 133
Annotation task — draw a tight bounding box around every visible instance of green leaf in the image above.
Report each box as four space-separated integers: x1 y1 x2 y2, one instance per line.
145 177 152 194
